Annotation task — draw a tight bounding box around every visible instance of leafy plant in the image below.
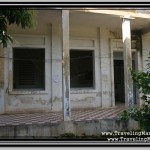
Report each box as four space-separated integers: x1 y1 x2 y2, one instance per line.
0 8 37 47
119 52 150 131
118 110 129 120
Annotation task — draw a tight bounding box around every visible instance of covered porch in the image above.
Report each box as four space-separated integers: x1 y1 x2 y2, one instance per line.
62 9 150 121
0 104 125 126
0 104 138 138
0 9 150 122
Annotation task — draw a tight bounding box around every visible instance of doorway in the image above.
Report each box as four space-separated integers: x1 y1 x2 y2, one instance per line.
114 52 136 105
114 59 125 104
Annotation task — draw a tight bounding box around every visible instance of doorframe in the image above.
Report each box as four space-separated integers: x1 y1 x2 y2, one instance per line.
110 39 138 107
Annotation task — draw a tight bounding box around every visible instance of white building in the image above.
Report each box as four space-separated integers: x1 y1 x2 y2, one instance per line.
0 9 150 120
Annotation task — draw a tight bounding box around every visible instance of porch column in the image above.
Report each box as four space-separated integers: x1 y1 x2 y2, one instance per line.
122 16 134 107
0 46 5 114
61 10 71 121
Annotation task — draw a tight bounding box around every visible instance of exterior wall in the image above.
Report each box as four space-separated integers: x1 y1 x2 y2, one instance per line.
142 32 150 71
69 24 114 109
0 119 138 137
1 10 141 114
6 35 52 113
3 10 63 113
141 32 150 105
70 26 101 108
0 47 5 114
99 28 112 108
51 19 63 111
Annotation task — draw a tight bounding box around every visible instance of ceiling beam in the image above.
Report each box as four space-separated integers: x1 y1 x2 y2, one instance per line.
71 9 150 19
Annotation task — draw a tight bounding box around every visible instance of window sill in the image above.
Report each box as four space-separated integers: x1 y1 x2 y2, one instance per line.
9 90 48 95
71 88 97 94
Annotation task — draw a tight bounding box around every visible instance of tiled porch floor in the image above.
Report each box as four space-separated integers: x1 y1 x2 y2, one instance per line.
0 105 126 126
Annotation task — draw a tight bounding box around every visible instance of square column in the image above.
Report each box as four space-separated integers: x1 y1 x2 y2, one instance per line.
122 16 134 107
61 10 71 121
0 46 5 114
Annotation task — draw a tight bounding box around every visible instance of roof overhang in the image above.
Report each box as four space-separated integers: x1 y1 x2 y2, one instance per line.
70 9 150 35
73 9 150 19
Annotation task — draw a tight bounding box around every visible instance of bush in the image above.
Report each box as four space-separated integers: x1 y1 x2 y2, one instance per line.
119 52 150 131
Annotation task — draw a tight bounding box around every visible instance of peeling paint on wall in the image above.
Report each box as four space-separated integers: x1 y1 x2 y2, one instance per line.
8 71 12 91
36 99 48 105
102 74 108 82
128 89 134 107
96 92 101 97
53 96 62 102
72 97 96 103
0 82 4 89
109 30 122 39
4 11 124 113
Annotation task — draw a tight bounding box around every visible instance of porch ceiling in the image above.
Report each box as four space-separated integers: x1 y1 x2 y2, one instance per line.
70 10 150 34
10 9 150 35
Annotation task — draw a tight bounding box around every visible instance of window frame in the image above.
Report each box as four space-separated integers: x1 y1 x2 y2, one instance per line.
13 47 45 90
8 35 50 95
70 49 95 89
69 37 97 91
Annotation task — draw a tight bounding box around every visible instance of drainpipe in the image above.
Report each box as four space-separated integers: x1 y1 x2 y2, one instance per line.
61 10 71 121
122 16 134 108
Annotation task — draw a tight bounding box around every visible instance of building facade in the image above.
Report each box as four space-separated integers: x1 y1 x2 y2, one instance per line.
0 9 150 120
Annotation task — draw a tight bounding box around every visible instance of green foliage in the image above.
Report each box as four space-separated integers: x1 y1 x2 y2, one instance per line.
119 101 150 131
119 53 150 131
133 103 150 131
118 110 129 120
131 70 150 95
0 8 37 47
130 53 150 95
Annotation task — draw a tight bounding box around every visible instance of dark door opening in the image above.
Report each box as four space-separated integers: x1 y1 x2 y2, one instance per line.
114 59 136 105
114 60 125 104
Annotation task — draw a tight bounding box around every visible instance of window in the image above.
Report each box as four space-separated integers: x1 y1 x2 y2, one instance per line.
13 48 45 90
70 50 94 88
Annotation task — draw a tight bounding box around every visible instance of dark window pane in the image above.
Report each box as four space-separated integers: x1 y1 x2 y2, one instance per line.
13 48 45 90
70 50 94 88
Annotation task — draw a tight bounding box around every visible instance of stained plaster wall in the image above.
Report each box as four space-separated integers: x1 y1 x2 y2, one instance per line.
141 33 150 105
142 32 150 71
1 10 116 114
69 26 113 109
3 10 63 113
0 47 5 114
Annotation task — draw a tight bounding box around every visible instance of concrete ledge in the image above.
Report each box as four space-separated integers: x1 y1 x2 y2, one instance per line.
0 119 138 138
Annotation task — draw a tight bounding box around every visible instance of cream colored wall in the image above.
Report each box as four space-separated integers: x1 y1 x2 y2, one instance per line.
1 10 120 113
0 47 5 114
4 10 62 113
142 33 150 71
69 25 113 109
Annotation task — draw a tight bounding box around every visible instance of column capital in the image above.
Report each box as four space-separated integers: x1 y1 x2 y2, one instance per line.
121 15 135 20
